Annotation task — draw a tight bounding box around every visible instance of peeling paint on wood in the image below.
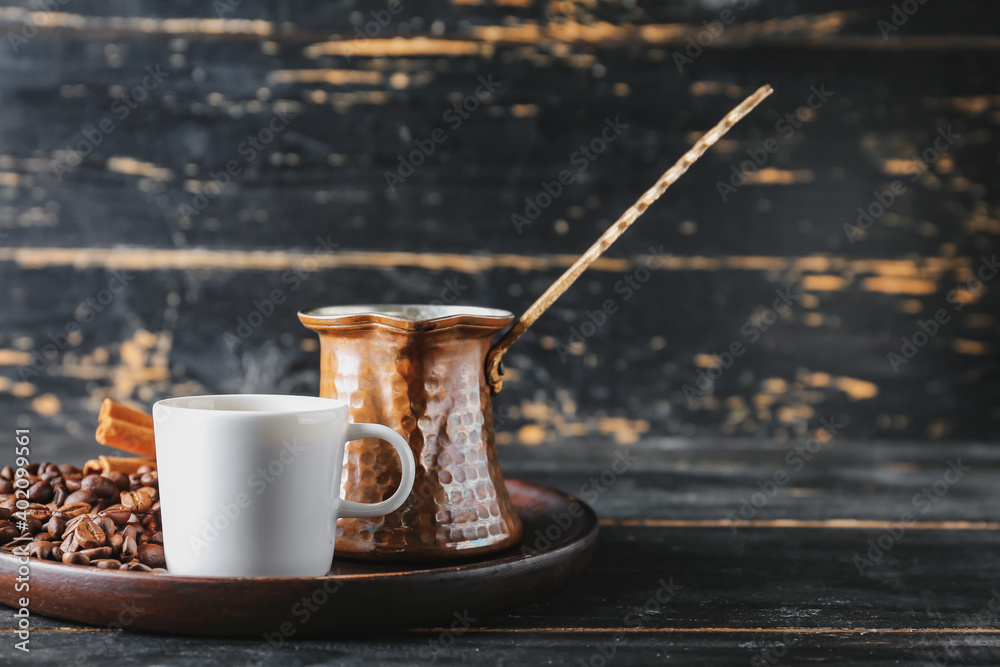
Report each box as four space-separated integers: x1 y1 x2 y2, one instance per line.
0 0 997 447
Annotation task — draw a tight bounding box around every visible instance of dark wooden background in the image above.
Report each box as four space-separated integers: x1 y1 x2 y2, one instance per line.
1 0 999 449
3 2 1000 664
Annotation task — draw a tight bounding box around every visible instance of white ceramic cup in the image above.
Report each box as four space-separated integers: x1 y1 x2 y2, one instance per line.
152 394 416 577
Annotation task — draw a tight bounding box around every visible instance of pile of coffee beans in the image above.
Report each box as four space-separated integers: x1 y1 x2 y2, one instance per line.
0 462 166 572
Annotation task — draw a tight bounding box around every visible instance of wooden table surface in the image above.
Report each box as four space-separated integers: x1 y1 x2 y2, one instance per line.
1 0 998 663
2 435 999 665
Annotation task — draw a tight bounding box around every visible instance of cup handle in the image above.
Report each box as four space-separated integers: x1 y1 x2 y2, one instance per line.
337 423 416 519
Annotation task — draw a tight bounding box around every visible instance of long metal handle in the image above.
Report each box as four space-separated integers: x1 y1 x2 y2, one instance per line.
486 84 775 394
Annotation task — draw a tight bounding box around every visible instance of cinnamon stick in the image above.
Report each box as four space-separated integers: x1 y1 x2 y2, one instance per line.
95 398 156 458
83 454 157 476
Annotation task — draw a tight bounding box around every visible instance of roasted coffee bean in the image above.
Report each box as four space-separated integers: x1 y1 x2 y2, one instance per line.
65 514 93 536
137 543 165 568
92 498 112 513
93 559 121 570
0 459 166 572
27 480 53 504
25 507 50 522
74 519 106 549
121 490 153 513
0 466 13 481
121 535 137 560
0 526 21 544
79 546 112 560
20 517 42 535
64 489 98 506
1 526 22 544
62 552 89 566
121 561 152 572
81 474 118 498
61 534 80 553
101 471 130 491
137 465 155 474
52 486 68 507
57 502 91 516
63 514 89 536
57 464 80 477
96 515 115 536
26 541 53 559
99 506 131 526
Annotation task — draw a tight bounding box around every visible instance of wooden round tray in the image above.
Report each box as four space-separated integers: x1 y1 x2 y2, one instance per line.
0 480 597 638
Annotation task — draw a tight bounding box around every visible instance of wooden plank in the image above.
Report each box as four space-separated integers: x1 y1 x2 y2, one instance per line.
1 262 999 443
501 438 1000 522
16 435 1000 525
2 28 999 444
3 523 1000 663
0 626 998 666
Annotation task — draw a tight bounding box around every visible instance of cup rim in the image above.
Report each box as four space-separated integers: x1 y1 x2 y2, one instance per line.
298 304 514 333
153 393 347 416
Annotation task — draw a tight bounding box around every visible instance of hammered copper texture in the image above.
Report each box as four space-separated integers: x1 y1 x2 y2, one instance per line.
299 306 523 560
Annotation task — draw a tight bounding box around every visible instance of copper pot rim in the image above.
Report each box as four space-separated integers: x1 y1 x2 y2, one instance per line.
298 304 514 333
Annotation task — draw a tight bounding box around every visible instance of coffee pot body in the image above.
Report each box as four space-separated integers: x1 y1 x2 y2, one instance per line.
299 305 523 560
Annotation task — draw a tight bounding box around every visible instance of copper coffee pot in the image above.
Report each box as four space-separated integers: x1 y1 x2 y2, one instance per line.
299 305 522 559
301 87 772 560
